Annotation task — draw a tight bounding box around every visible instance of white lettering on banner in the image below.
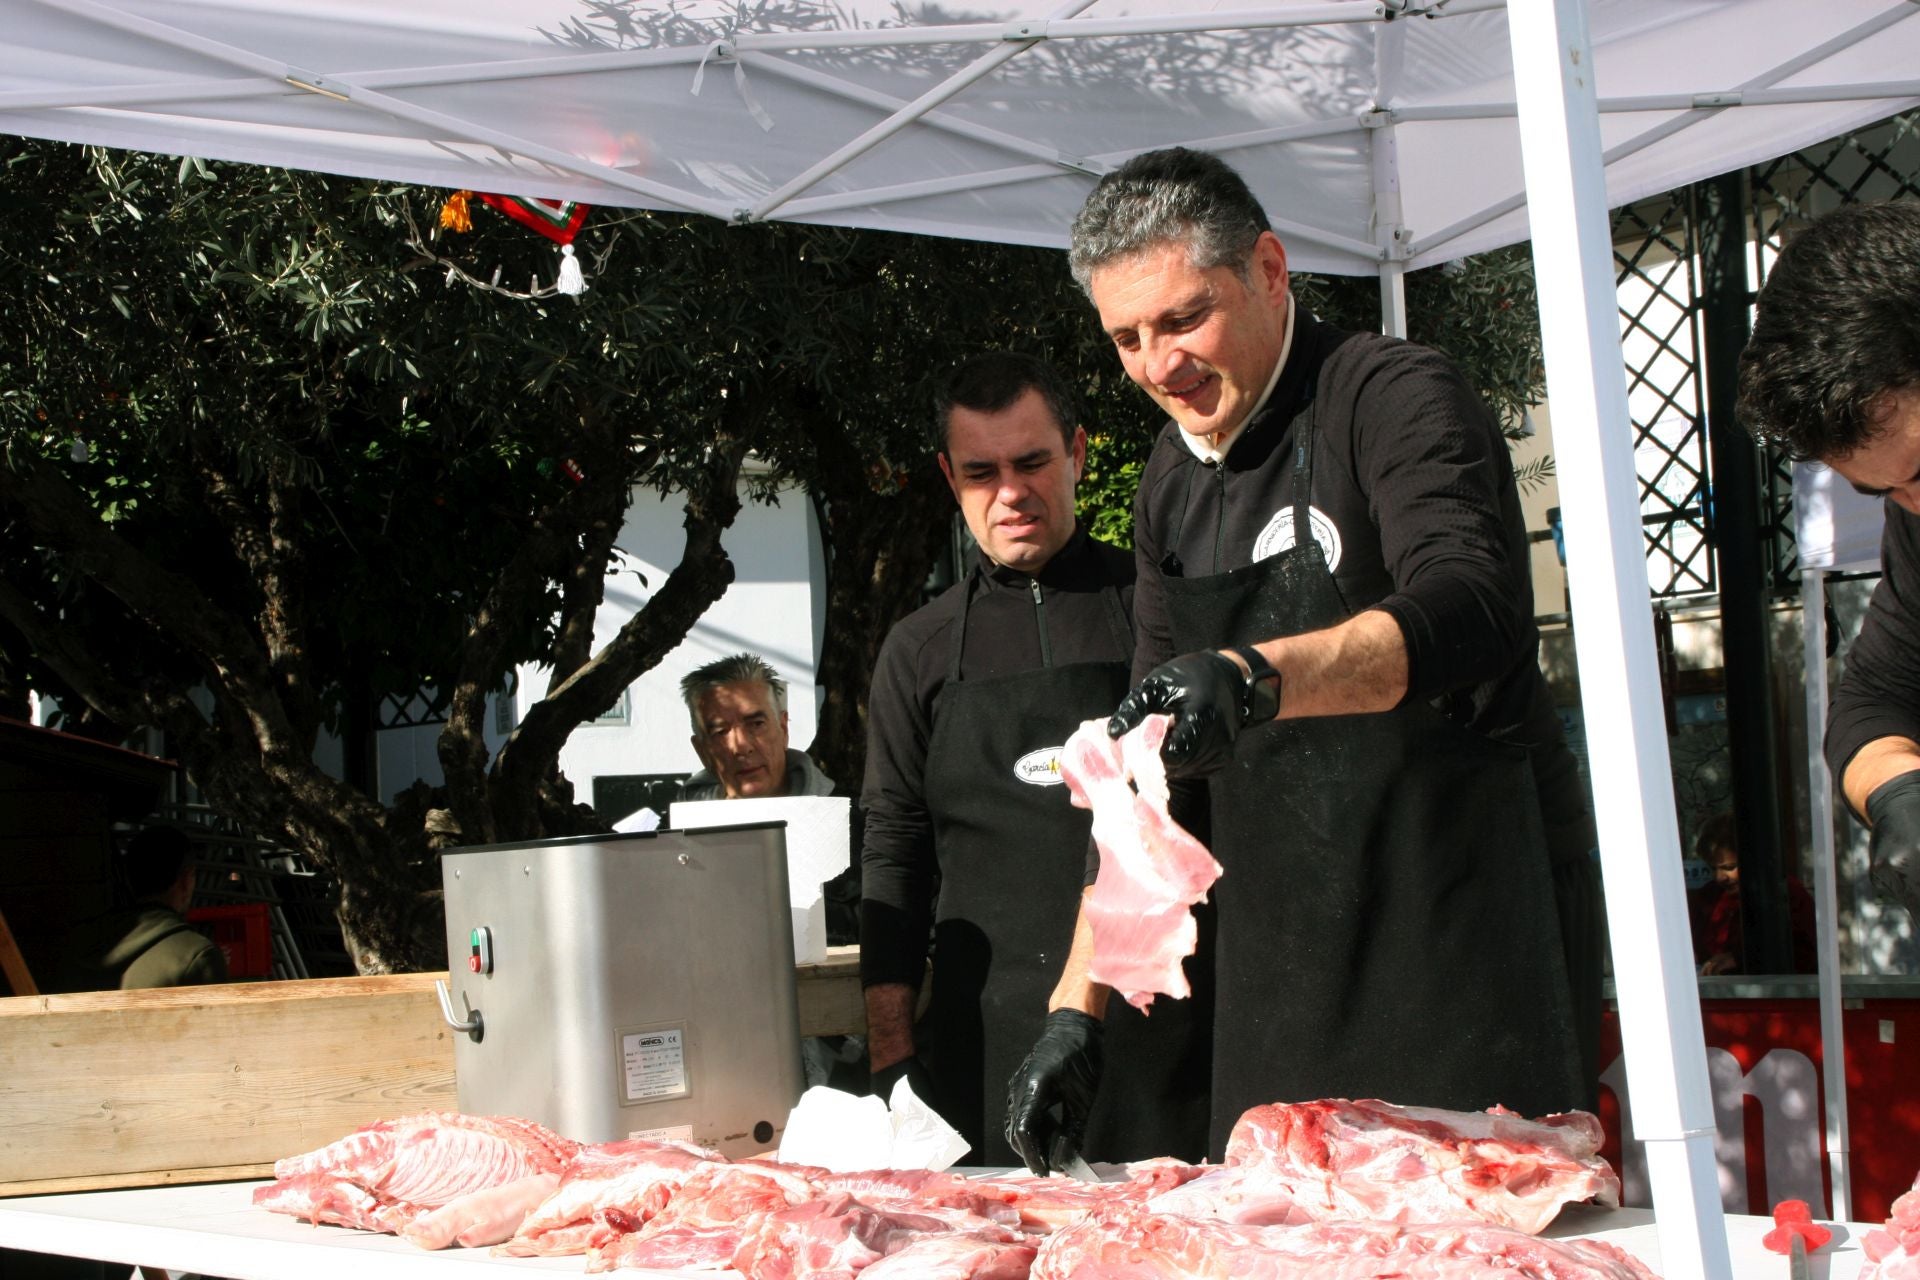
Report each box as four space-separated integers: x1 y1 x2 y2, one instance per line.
1601 1047 1823 1213
1252 505 1343 571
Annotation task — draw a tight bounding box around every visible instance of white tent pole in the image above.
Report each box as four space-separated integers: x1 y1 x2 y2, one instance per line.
1372 19 1409 339
1378 264 1408 338
1505 3 1731 1279
1802 566 1854 1220
1392 81 1920 122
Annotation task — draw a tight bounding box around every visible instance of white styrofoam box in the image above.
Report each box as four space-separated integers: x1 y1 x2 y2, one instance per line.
668 796 850 964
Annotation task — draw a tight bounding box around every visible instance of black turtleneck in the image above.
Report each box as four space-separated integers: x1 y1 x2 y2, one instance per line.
859 525 1134 988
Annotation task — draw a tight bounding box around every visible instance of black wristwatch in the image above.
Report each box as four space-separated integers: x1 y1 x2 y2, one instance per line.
1225 645 1282 725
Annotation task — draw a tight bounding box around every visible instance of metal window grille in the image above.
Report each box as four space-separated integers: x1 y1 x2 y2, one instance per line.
1609 109 1920 598
1614 191 1713 597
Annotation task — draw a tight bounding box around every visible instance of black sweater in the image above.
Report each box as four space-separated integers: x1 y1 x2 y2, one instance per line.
1829 500 1920 811
860 527 1134 989
1133 310 1562 752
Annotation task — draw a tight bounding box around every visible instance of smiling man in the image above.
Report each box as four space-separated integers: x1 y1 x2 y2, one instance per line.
859 351 1211 1168
1738 199 1920 927
1006 148 1599 1171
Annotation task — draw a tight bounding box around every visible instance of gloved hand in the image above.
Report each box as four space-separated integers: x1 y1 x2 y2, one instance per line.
1004 1008 1105 1176
870 1054 935 1105
1866 771 1920 920
1107 649 1249 777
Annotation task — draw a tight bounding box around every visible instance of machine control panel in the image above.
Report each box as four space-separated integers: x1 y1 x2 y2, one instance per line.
467 925 494 975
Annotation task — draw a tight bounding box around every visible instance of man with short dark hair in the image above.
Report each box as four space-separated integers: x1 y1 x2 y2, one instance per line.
1737 198 1920 926
57 824 228 991
1006 147 1596 1170
860 351 1210 1167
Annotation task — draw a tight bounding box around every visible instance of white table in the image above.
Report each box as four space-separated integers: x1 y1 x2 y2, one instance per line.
0 1182 1879 1279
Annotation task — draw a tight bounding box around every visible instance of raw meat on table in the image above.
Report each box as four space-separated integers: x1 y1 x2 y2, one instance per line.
586 1160 823 1272
971 1162 1210 1231
400 1172 561 1250
1157 1098 1620 1235
253 1112 576 1239
1063 713 1222 1011
857 1234 1040 1279
728 1191 1023 1280
500 1136 720 1257
1031 1202 1660 1280
1863 1171 1920 1280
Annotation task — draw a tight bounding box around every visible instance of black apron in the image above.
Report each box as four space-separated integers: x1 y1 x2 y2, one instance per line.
1161 401 1583 1157
917 575 1213 1167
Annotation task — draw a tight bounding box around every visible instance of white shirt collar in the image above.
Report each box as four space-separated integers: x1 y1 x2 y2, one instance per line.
1178 292 1296 465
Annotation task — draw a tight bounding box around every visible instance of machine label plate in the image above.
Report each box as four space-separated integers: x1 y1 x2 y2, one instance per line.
620 1025 690 1103
629 1123 696 1143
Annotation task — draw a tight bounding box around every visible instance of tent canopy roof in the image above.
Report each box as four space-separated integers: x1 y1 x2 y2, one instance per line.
5 0 1918 275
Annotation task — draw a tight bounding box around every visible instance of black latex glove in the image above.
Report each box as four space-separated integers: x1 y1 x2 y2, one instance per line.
1004 1008 1105 1176
1866 771 1920 920
1108 649 1247 778
870 1053 935 1104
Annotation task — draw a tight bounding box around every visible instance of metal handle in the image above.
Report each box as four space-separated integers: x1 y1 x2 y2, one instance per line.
434 978 484 1043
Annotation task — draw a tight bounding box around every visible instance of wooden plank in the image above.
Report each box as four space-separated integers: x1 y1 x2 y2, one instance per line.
0 974 457 1190
0 952 872 1196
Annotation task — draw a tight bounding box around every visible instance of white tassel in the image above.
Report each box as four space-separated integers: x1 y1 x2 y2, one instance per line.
556 244 587 296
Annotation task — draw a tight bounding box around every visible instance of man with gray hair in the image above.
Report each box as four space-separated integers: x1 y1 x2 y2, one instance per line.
1005 147 1598 1170
677 652 834 801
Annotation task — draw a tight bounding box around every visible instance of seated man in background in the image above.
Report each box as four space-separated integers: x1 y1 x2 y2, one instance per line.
56 824 228 991
677 652 836 802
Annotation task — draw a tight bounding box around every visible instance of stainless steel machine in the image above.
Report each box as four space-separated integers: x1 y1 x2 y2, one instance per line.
436 823 803 1157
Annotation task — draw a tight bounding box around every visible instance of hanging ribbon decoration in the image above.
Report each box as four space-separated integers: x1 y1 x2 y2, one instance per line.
438 190 591 295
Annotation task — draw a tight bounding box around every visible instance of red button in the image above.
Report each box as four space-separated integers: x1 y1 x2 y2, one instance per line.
468 954 482 972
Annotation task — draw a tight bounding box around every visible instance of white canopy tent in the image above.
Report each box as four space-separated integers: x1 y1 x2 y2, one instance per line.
9 2 1920 1277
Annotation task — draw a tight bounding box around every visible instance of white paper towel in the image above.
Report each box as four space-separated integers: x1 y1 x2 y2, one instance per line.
775 1082 971 1172
668 795 850 963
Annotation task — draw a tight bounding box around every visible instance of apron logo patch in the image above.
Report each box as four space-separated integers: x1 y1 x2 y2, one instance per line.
1252 505 1342 571
1013 747 1066 786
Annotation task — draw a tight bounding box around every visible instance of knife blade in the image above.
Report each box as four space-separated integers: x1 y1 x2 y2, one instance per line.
1789 1232 1811 1280
1055 1149 1101 1183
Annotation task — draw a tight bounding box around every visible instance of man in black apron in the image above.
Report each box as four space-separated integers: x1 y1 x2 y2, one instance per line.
1007 148 1602 1166
861 352 1211 1168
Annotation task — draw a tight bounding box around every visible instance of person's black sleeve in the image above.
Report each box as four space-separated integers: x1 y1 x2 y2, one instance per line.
1349 346 1530 701
1130 453 1178 687
1829 503 1920 812
859 624 939 988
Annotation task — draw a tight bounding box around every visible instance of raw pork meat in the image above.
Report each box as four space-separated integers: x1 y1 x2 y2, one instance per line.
586 1160 823 1272
1863 1172 1920 1280
1031 1202 1659 1280
400 1172 560 1250
858 1235 1040 1280
250 1173 426 1234
811 1169 1021 1225
254 1112 576 1238
1062 714 1222 1010
729 1191 1022 1280
500 1136 720 1256
1193 1099 1620 1234
972 1161 1209 1231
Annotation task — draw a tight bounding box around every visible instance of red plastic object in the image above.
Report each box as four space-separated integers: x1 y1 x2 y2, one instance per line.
188 903 273 978
1761 1200 1833 1255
